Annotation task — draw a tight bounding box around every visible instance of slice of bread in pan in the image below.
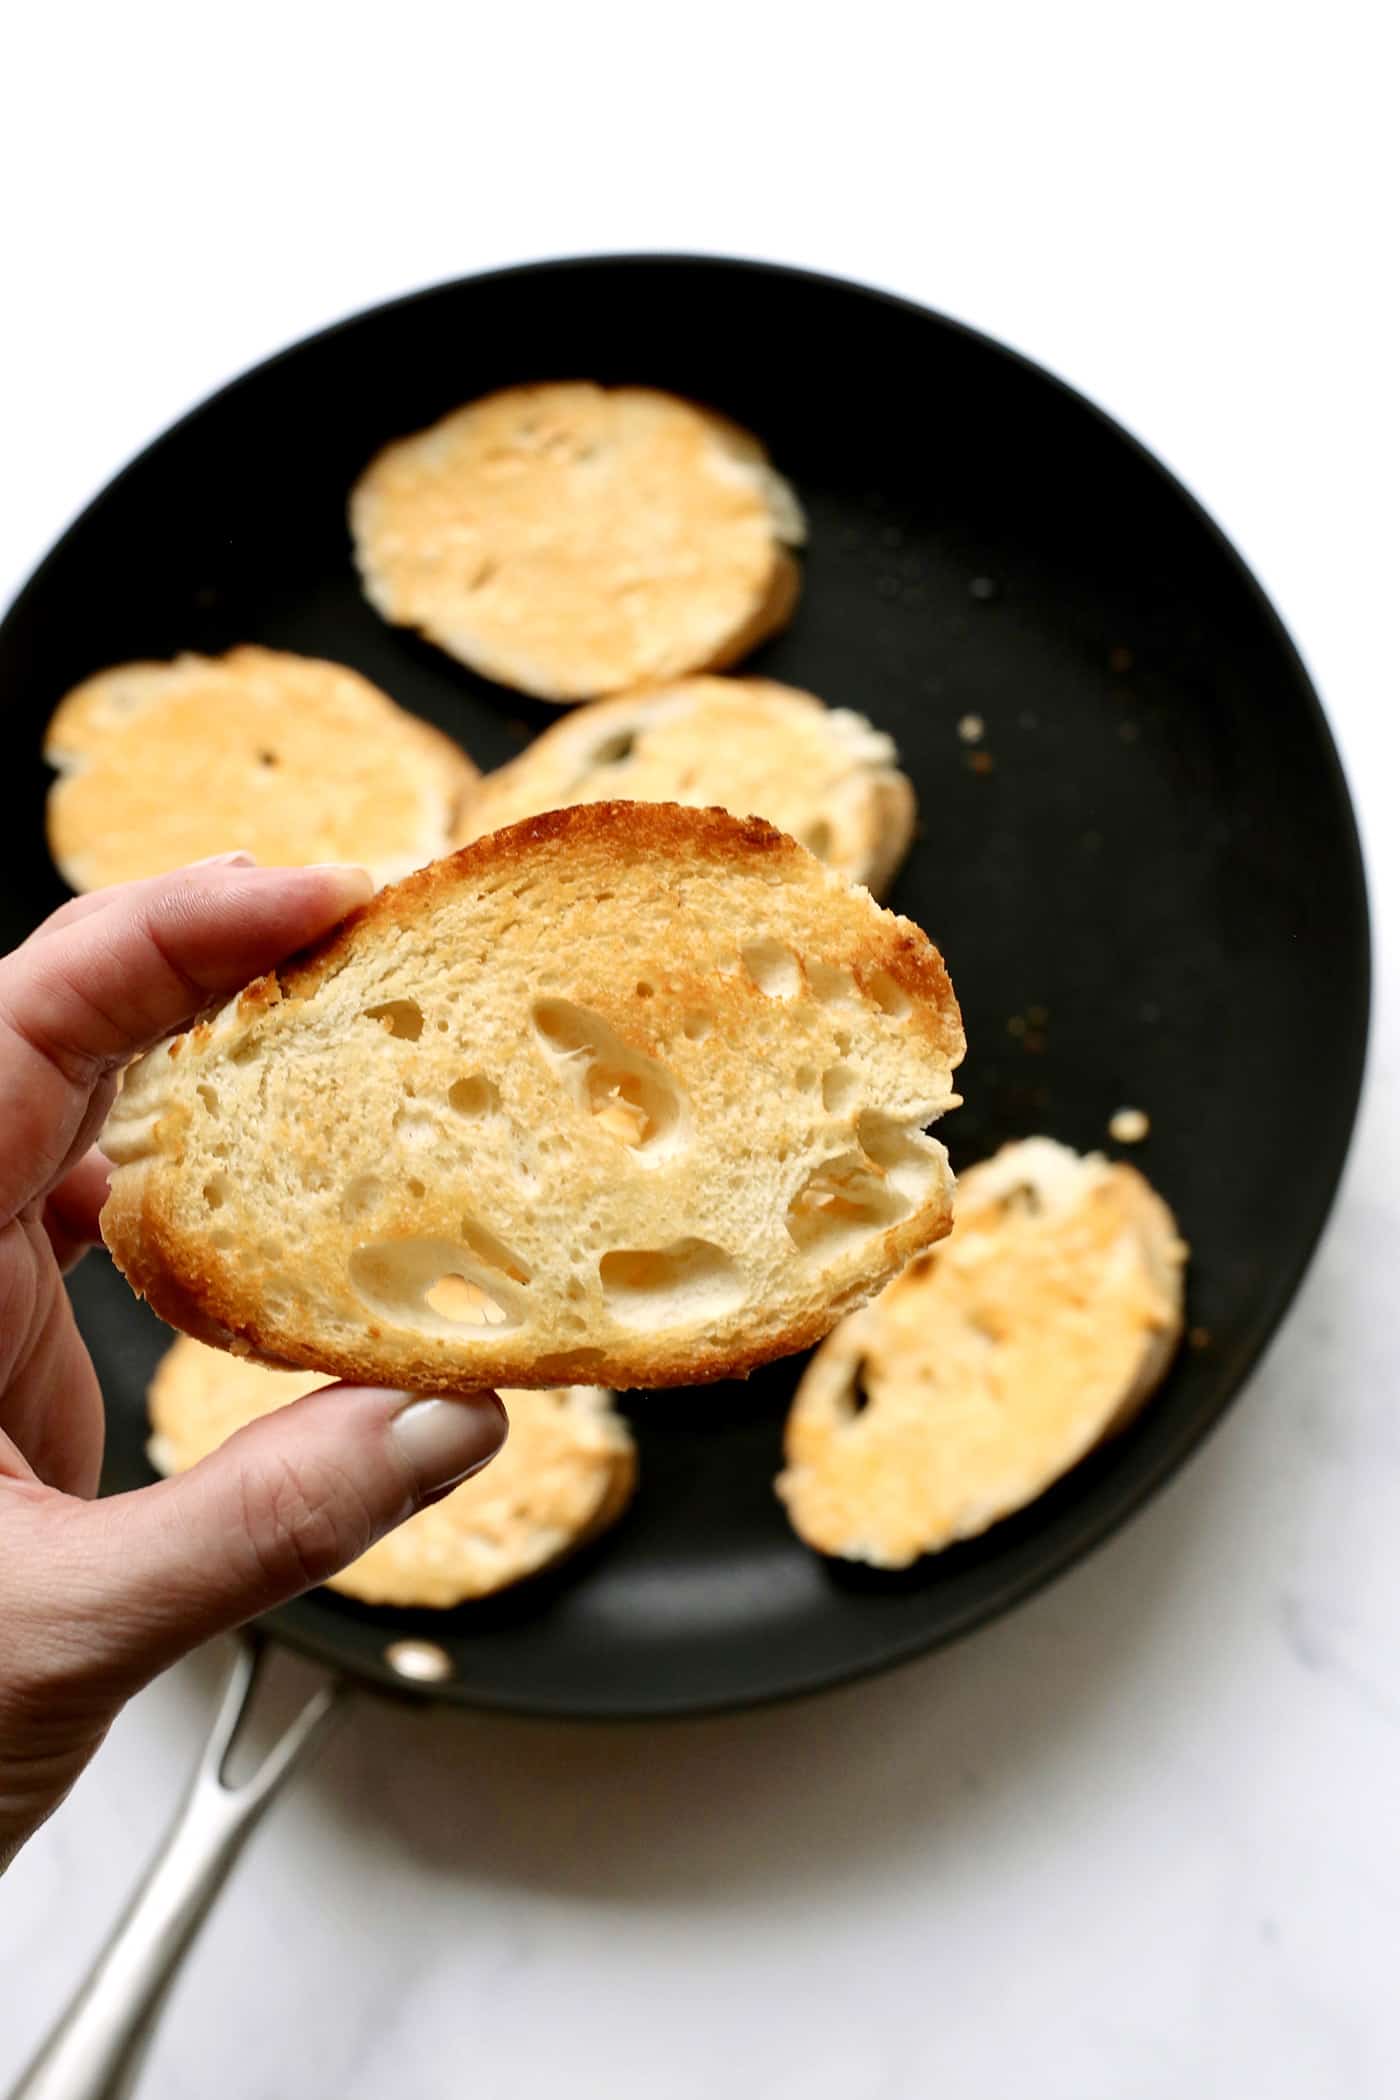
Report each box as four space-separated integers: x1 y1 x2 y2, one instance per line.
44 647 478 891
351 384 804 703
101 803 964 1391
148 1335 635 1607
456 676 916 898
776 1137 1186 1564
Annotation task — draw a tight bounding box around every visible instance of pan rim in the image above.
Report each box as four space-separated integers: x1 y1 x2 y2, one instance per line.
4 251 1371 1720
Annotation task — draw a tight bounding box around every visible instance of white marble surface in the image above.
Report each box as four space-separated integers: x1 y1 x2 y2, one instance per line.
3 6 1398 2093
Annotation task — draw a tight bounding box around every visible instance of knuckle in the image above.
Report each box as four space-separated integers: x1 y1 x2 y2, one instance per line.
235 1455 378 1597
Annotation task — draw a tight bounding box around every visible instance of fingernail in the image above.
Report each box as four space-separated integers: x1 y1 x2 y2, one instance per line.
190 850 257 868
306 863 375 909
390 1393 507 1499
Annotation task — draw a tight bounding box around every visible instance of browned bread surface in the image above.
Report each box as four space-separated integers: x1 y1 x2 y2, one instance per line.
44 647 478 891
456 676 916 897
351 384 804 702
776 1138 1186 1564
102 803 964 1392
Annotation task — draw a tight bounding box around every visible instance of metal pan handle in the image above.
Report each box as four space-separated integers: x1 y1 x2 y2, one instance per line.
8 1636 349 2100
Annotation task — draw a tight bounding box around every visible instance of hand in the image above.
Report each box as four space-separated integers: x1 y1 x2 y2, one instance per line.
0 857 506 1871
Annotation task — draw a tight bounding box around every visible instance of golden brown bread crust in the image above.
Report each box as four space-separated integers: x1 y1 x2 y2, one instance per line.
102 802 963 1392
225 801 958 1023
776 1138 1186 1564
43 647 479 891
454 675 918 897
350 383 804 703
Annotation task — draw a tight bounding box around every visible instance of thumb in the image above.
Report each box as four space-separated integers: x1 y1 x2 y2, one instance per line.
52 1383 507 1695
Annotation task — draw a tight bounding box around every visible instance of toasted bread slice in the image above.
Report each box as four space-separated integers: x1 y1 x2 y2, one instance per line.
456 676 917 897
776 1137 1186 1565
350 384 804 702
101 803 963 1391
44 647 478 892
147 1335 635 1606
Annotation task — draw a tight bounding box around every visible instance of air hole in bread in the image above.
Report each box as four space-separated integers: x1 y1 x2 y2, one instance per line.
350 1236 527 1336
856 1110 939 1197
846 1357 873 1418
531 999 686 1158
821 1066 860 1114
364 999 425 1041
424 1274 512 1326
257 749 278 768
458 1216 531 1285
635 980 655 999
448 1074 499 1117
196 1084 219 1116
1004 1181 1044 1217
865 969 912 1019
786 1125 926 1255
795 1065 818 1092
230 1038 262 1066
202 1173 230 1210
599 1239 743 1332
742 940 802 999
406 1176 427 1199
802 819 834 860
807 961 858 1005
589 728 637 766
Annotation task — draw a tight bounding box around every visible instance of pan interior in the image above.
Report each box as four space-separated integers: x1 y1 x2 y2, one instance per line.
0 257 1367 1717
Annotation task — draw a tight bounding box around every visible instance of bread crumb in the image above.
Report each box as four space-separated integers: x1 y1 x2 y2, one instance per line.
957 713 985 743
1109 1107 1150 1143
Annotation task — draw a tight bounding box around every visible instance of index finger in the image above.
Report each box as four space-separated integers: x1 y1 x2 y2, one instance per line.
0 859 372 1222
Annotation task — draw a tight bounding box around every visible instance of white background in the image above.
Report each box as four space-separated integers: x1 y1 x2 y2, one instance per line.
3 5 1398 2094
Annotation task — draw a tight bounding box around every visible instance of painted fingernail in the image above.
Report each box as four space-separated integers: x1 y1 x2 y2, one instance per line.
190 850 257 868
390 1393 507 1498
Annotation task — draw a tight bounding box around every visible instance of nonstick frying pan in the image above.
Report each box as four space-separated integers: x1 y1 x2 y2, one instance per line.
1 257 1369 2098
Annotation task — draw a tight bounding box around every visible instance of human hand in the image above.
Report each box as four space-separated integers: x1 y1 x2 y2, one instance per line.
0 858 506 1870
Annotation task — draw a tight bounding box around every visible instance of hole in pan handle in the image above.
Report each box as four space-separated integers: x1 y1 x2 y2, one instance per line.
6 1635 350 2100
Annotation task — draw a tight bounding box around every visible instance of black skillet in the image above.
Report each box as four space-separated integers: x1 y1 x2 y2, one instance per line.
0 258 1368 2098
